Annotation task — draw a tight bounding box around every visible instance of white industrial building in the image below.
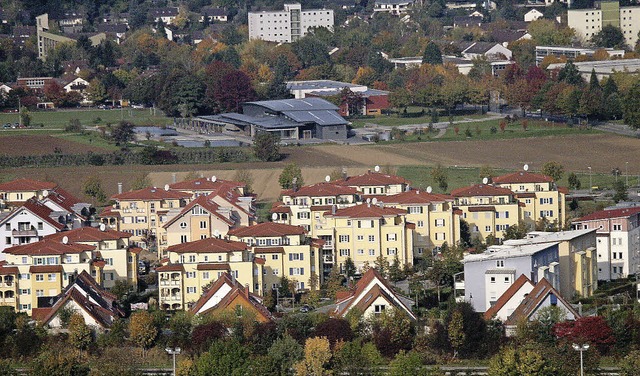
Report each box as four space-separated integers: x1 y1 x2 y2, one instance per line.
248 3 334 43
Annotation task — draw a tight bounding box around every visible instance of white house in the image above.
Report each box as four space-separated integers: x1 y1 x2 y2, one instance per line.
524 9 544 22
248 3 334 43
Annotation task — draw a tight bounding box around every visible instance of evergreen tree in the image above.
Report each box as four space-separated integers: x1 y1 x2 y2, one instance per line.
589 69 600 90
422 42 443 65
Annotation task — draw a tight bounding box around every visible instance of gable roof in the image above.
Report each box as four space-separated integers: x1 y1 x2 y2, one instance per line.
43 187 84 214
483 274 533 320
0 198 65 230
326 204 407 219
0 178 57 192
492 171 554 184
166 237 247 254
335 171 408 187
112 187 191 201
163 195 235 229
376 189 453 205
5 238 94 256
574 206 640 222
228 222 306 237
333 268 416 320
505 278 580 326
45 227 131 242
450 184 515 197
282 182 358 198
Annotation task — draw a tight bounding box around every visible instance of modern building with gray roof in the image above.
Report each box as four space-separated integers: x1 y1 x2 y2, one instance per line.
191 98 348 141
547 58 640 80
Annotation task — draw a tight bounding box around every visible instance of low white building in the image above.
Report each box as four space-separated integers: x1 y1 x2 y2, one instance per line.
248 3 334 43
373 0 416 15
524 9 544 22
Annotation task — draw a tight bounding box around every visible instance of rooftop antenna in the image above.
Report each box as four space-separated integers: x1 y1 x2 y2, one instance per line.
164 184 170 191
271 213 278 221
372 198 378 205
325 175 330 182
374 165 380 172
482 177 489 185
99 223 106 232
523 164 529 171
426 186 432 193
42 190 49 197
211 175 217 182
62 236 69 245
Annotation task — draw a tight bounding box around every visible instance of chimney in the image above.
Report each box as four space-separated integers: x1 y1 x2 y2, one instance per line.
342 167 347 180
200 172 204 178
331 205 336 215
244 284 250 298
172 173 177 183
117 182 123 194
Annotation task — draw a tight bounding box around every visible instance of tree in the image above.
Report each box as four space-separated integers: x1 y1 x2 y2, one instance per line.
388 351 425 376
294 337 332 376
292 36 329 68
334 340 384 376
191 321 227 355
130 173 152 190
192 339 250 376
213 70 257 113
30 349 90 376
557 61 583 86
488 345 557 376
567 172 581 190
613 180 629 203
430 164 449 192
83 176 106 204
553 316 615 355
279 163 304 190
503 220 528 240
344 257 356 281
111 121 135 145
622 81 640 129
591 25 626 49
264 335 304 376
313 318 353 348
448 310 465 358
422 42 443 65
541 161 564 182
620 350 640 376
68 313 93 353
128 311 158 357
254 132 281 161
234 169 254 194
388 255 405 283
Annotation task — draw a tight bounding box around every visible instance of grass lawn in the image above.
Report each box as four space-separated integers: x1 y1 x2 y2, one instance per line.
0 108 173 129
350 112 492 128
53 131 122 151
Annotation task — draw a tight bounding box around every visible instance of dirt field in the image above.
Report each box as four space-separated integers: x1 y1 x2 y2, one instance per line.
1 133 638 203
0 134 110 155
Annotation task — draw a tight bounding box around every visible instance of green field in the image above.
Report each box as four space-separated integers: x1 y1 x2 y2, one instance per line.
350 112 491 128
0 108 173 129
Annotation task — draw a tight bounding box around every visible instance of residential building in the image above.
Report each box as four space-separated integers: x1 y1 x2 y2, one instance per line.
568 1 640 47
0 198 67 254
33 271 125 331
228 222 323 291
374 190 462 258
36 14 105 60
463 241 565 313
453 15 483 28
44 227 141 289
492 171 567 230
191 98 348 141
248 3 334 43
0 178 57 211
332 268 416 320
40 186 91 227
572 206 640 281
450 183 521 242
547 59 640 80
524 9 544 22
150 7 179 25
455 41 513 60
190 272 273 322
95 24 128 44
100 187 191 250
503 229 598 300
287 80 391 116
158 237 261 310
322 204 414 275
373 0 416 15
58 74 91 103
535 45 625 65
200 7 228 23
334 170 409 196
483 274 534 321
385 55 514 76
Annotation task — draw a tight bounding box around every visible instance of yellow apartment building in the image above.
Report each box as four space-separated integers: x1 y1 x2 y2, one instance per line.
100 187 191 251
334 170 409 195
162 196 237 256
492 171 567 230
158 237 262 310
321 204 414 274
0 178 57 211
451 184 521 243
375 190 462 257
227 222 322 292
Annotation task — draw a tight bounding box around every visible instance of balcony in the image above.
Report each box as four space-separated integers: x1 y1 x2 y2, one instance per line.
12 229 37 237
323 255 334 263
322 242 333 250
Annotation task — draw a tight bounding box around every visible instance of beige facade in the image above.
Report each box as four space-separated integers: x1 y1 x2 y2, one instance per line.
568 3 640 47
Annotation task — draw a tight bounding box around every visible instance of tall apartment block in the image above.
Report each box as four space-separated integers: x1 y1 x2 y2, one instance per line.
568 1 640 47
248 3 334 43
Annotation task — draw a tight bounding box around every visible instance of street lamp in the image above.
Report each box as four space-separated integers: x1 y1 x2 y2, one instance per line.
588 167 592 193
572 343 589 376
165 347 181 376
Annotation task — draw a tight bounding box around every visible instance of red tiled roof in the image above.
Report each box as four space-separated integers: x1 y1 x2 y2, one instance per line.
575 206 640 222
493 171 554 184
282 182 358 198
453 208 463 215
1 198 66 230
483 274 532 320
31 308 52 322
197 263 231 271
311 205 333 212
254 247 285 254
44 187 82 214
163 195 234 229
5 238 94 256
515 192 537 198
129 247 143 254
270 202 291 214
335 172 408 187
45 227 131 242
228 222 306 237
406 222 416 229
29 265 64 273
377 190 453 204
169 177 244 191
0 265 19 274
190 273 236 313
327 204 407 219
166 237 247 254
254 257 265 265
450 184 515 197
0 178 57 192
310 238 326 248
558 186 569 194
98 206 121 218
112 187 191 201
468 206 496 212
156 264 185 272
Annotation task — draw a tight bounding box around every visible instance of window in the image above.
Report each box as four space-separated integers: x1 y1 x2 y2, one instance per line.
289 267 304 275
369 249 375 256
4 224 8 231
613 224 622 231
36 289 44 297
374 305 385 314
37 222 43 230
4 237 9 245
357 235 364 241
47 274 56 281
36 274 44 282
339 235 349 242
22 257 27 264
339 249 350 257
180 235 187 243
417 220 424 228
485 226 491 232
20 289 30 294
202 272 210 279
188 255 196 263
368 235 375 242
490 276 496 283
408 206 423 214
435 219 445 227
387 233 397 241
539 198 553 204
496 260 504 268
187 287 196 294
186 272 196 278
435 232 445 240
272 254 279 260
289 253 304 261
387 248 397 255
357 249 364 255
297 212 310 219
179 222 187 229
199 221 207 229
540 210 554 217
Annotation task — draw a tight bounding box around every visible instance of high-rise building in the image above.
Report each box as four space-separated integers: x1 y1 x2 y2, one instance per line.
568 1 640 47
248 3 334 43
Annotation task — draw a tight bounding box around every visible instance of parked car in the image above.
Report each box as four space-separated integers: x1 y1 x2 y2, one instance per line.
2 123 11 129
